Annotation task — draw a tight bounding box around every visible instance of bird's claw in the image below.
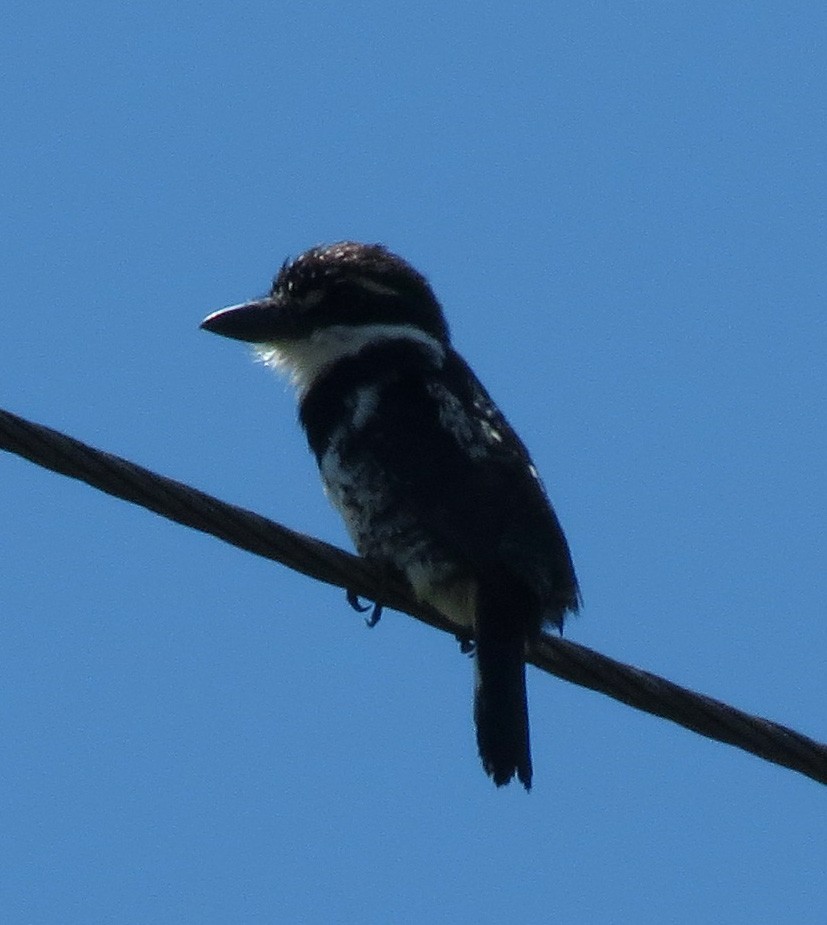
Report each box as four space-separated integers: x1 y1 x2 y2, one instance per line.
346 589 371 613
457 634 475 656
346 590 384 627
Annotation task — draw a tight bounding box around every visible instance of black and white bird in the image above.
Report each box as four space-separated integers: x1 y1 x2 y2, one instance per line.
201 242 579 790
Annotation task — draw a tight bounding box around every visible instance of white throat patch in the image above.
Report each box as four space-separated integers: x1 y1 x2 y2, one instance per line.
254 323 445 394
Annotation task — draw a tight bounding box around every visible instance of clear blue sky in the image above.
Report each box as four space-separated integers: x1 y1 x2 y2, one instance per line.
2 4 825 922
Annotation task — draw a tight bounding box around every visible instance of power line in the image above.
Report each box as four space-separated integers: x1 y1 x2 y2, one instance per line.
1 405 824 786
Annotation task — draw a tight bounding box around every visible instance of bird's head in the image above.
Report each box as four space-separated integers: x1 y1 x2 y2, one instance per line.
201 242 449 393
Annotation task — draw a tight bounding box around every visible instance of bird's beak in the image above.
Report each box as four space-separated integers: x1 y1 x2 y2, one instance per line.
200 299 285 343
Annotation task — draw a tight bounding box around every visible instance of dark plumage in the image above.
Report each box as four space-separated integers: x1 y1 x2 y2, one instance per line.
201 242 580 789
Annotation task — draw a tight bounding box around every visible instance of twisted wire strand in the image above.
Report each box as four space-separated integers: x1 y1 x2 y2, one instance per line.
1 406 824 786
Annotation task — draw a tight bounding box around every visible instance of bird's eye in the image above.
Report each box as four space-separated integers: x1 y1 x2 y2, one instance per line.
351 276 402 298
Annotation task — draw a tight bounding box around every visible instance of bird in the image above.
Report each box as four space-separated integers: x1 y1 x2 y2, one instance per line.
200 242 579 790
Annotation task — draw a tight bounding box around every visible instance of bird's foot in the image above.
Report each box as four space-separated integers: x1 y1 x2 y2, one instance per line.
457 634 475 656
346 590 384 627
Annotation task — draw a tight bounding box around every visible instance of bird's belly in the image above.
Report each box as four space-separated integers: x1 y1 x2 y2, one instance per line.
319 441 472 624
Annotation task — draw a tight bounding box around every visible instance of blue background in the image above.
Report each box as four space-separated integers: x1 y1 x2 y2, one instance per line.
2 4 825 922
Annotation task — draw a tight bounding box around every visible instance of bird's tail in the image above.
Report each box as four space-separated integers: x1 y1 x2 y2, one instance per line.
473 581 532 790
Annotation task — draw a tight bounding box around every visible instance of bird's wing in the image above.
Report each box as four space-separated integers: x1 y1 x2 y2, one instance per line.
361 349 579 621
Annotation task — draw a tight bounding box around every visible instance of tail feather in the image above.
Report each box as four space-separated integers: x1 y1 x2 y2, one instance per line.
473 582 532 790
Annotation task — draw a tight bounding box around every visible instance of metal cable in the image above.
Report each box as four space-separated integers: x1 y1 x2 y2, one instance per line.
1 406 824 786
